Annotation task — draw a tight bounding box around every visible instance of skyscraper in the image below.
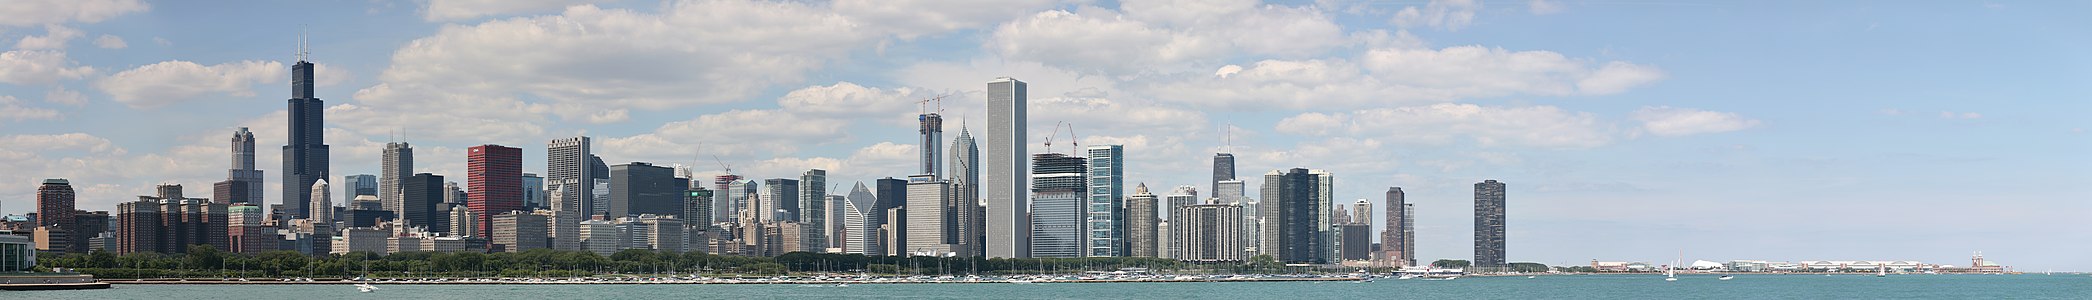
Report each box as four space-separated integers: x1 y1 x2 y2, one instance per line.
827 194 845 252
949 125 984 257
905 175 952 256
282 58 330 219
761 178 800 223
547 137 596 218
1125 183 1159 258
920 112 943 179
712 175 743 224
310 179 332 223
1383 187 1410 266
1260 168 1327 264
521 173 545 210
403 173 444 232
843 182 879 255
1172 200 1244 262
381 142 412 213
799 169 827 252
1163 185 1197 257
468 144 524 239
610 162 678 217
1084 145 1124 257
1029 153 1085 258
984 77 1029 258
343 174 377 205
218 127 264 205
36 179 75 230
1474 179 1507 269
1211 153 1234 195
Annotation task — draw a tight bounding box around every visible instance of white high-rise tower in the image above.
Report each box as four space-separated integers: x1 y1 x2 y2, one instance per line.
984 77 1029 258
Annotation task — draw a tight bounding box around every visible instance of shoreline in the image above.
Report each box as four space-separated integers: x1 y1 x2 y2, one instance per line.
107 277 1363 285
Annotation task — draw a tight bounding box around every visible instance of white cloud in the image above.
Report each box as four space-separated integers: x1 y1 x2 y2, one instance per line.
777 82 938 119
371 0 877 122
987 0 1347 76
1939 111 1983 119
1391 0 1480 31
1146 45 1664 109
599 109 851 164
1632 106 1761 137
1528 0 1565 15
0 0 149 27
421 0 609 22
833 0 1069 38
15 25 83 50
0 50 94 84
44 86 85 106
93 60 284 108
1286 103 1616 148
0 96 62 122
93 34 125 49
1275 112 1347 136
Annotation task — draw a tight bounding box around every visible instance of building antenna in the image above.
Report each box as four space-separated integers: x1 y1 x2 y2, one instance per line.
296 25 310 62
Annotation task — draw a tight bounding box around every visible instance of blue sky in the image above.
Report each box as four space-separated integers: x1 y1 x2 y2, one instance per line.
1 0 2086 270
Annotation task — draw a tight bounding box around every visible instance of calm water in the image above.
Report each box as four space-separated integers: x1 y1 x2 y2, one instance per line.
16 274 2090 299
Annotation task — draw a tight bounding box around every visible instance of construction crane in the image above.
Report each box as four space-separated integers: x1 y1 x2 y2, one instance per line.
1042 121 1066 153
916 94 951 115
1064 122 1080 154
713 155 734 177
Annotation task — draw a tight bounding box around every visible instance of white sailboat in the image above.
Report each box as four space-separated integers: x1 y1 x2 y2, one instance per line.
1664 259 1679 282
1876 266 1887 277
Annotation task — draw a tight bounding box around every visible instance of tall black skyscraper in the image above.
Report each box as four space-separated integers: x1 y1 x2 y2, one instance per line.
1211 153 1234 194
1473 179 1507 269
282 56 329 219
1259 168 1325 264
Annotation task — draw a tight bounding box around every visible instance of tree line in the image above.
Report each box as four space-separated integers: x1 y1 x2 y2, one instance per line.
37 245 1413 279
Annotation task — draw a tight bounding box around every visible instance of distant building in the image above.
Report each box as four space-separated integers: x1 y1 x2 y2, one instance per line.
578 218 618 256
381 142 412 214
1474 180 1507 268
491 211 548 252
610 162 682 218
548 136 605 218
948 127 984 257
904 175 953 256
1084 145 1124 257
1125 183 1160 258
522 173 546 210
402 173 445 233
222 127 266 206
36 179 81 252
842 182 880 255
282 58 331 220
468 144 524 239
116 184 227 255
762 178 800 223
798 169 827 253
1336 223 1371 261
1171 200 1244 262
342 174 378 205
1383 188 1414 267
227 204 274 254
1260 168 1328 264
0 234 31 272
983 77 1029 259
1029 153 1085 258
1211 153 1234 197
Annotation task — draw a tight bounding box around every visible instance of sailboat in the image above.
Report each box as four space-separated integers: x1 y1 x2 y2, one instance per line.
1718 275 1734 281
354 255 378 293
1876 266 1887 277
1664 260 1678 282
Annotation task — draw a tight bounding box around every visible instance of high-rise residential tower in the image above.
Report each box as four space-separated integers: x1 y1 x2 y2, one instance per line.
1029 153 1085 258
36 179 75 230
1260 168 1327 264
920 112 943 179
1084 145 1124 257
381 142 412 213
799 169 827 252
1382 187 1410 266
282 58 331 219
1474 179 1507 269
983 77 1029 258
468 145 524 239
1125 183 1159 257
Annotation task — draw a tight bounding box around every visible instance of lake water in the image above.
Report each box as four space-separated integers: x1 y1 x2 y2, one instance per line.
16 274 2090 299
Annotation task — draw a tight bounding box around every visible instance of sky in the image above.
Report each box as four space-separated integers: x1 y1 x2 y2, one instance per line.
0 0 2087 270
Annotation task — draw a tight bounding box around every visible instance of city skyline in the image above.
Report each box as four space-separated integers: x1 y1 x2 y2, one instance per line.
0 1 2086 270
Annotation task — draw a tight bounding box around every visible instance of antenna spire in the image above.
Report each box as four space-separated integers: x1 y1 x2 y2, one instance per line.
296 25 310 62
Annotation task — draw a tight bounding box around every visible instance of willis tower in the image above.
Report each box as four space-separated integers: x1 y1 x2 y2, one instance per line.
282 45 330 219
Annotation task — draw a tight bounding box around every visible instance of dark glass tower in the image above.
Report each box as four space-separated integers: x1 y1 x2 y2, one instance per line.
282 60 329 219
1211 153 1234 195
1473 180 1507 268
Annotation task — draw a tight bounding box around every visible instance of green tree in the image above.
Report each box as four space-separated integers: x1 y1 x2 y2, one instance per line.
1508 262 1549 273
1431 259 1471 268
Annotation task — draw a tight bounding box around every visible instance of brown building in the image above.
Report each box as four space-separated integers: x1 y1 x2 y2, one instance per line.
115 184 229 254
